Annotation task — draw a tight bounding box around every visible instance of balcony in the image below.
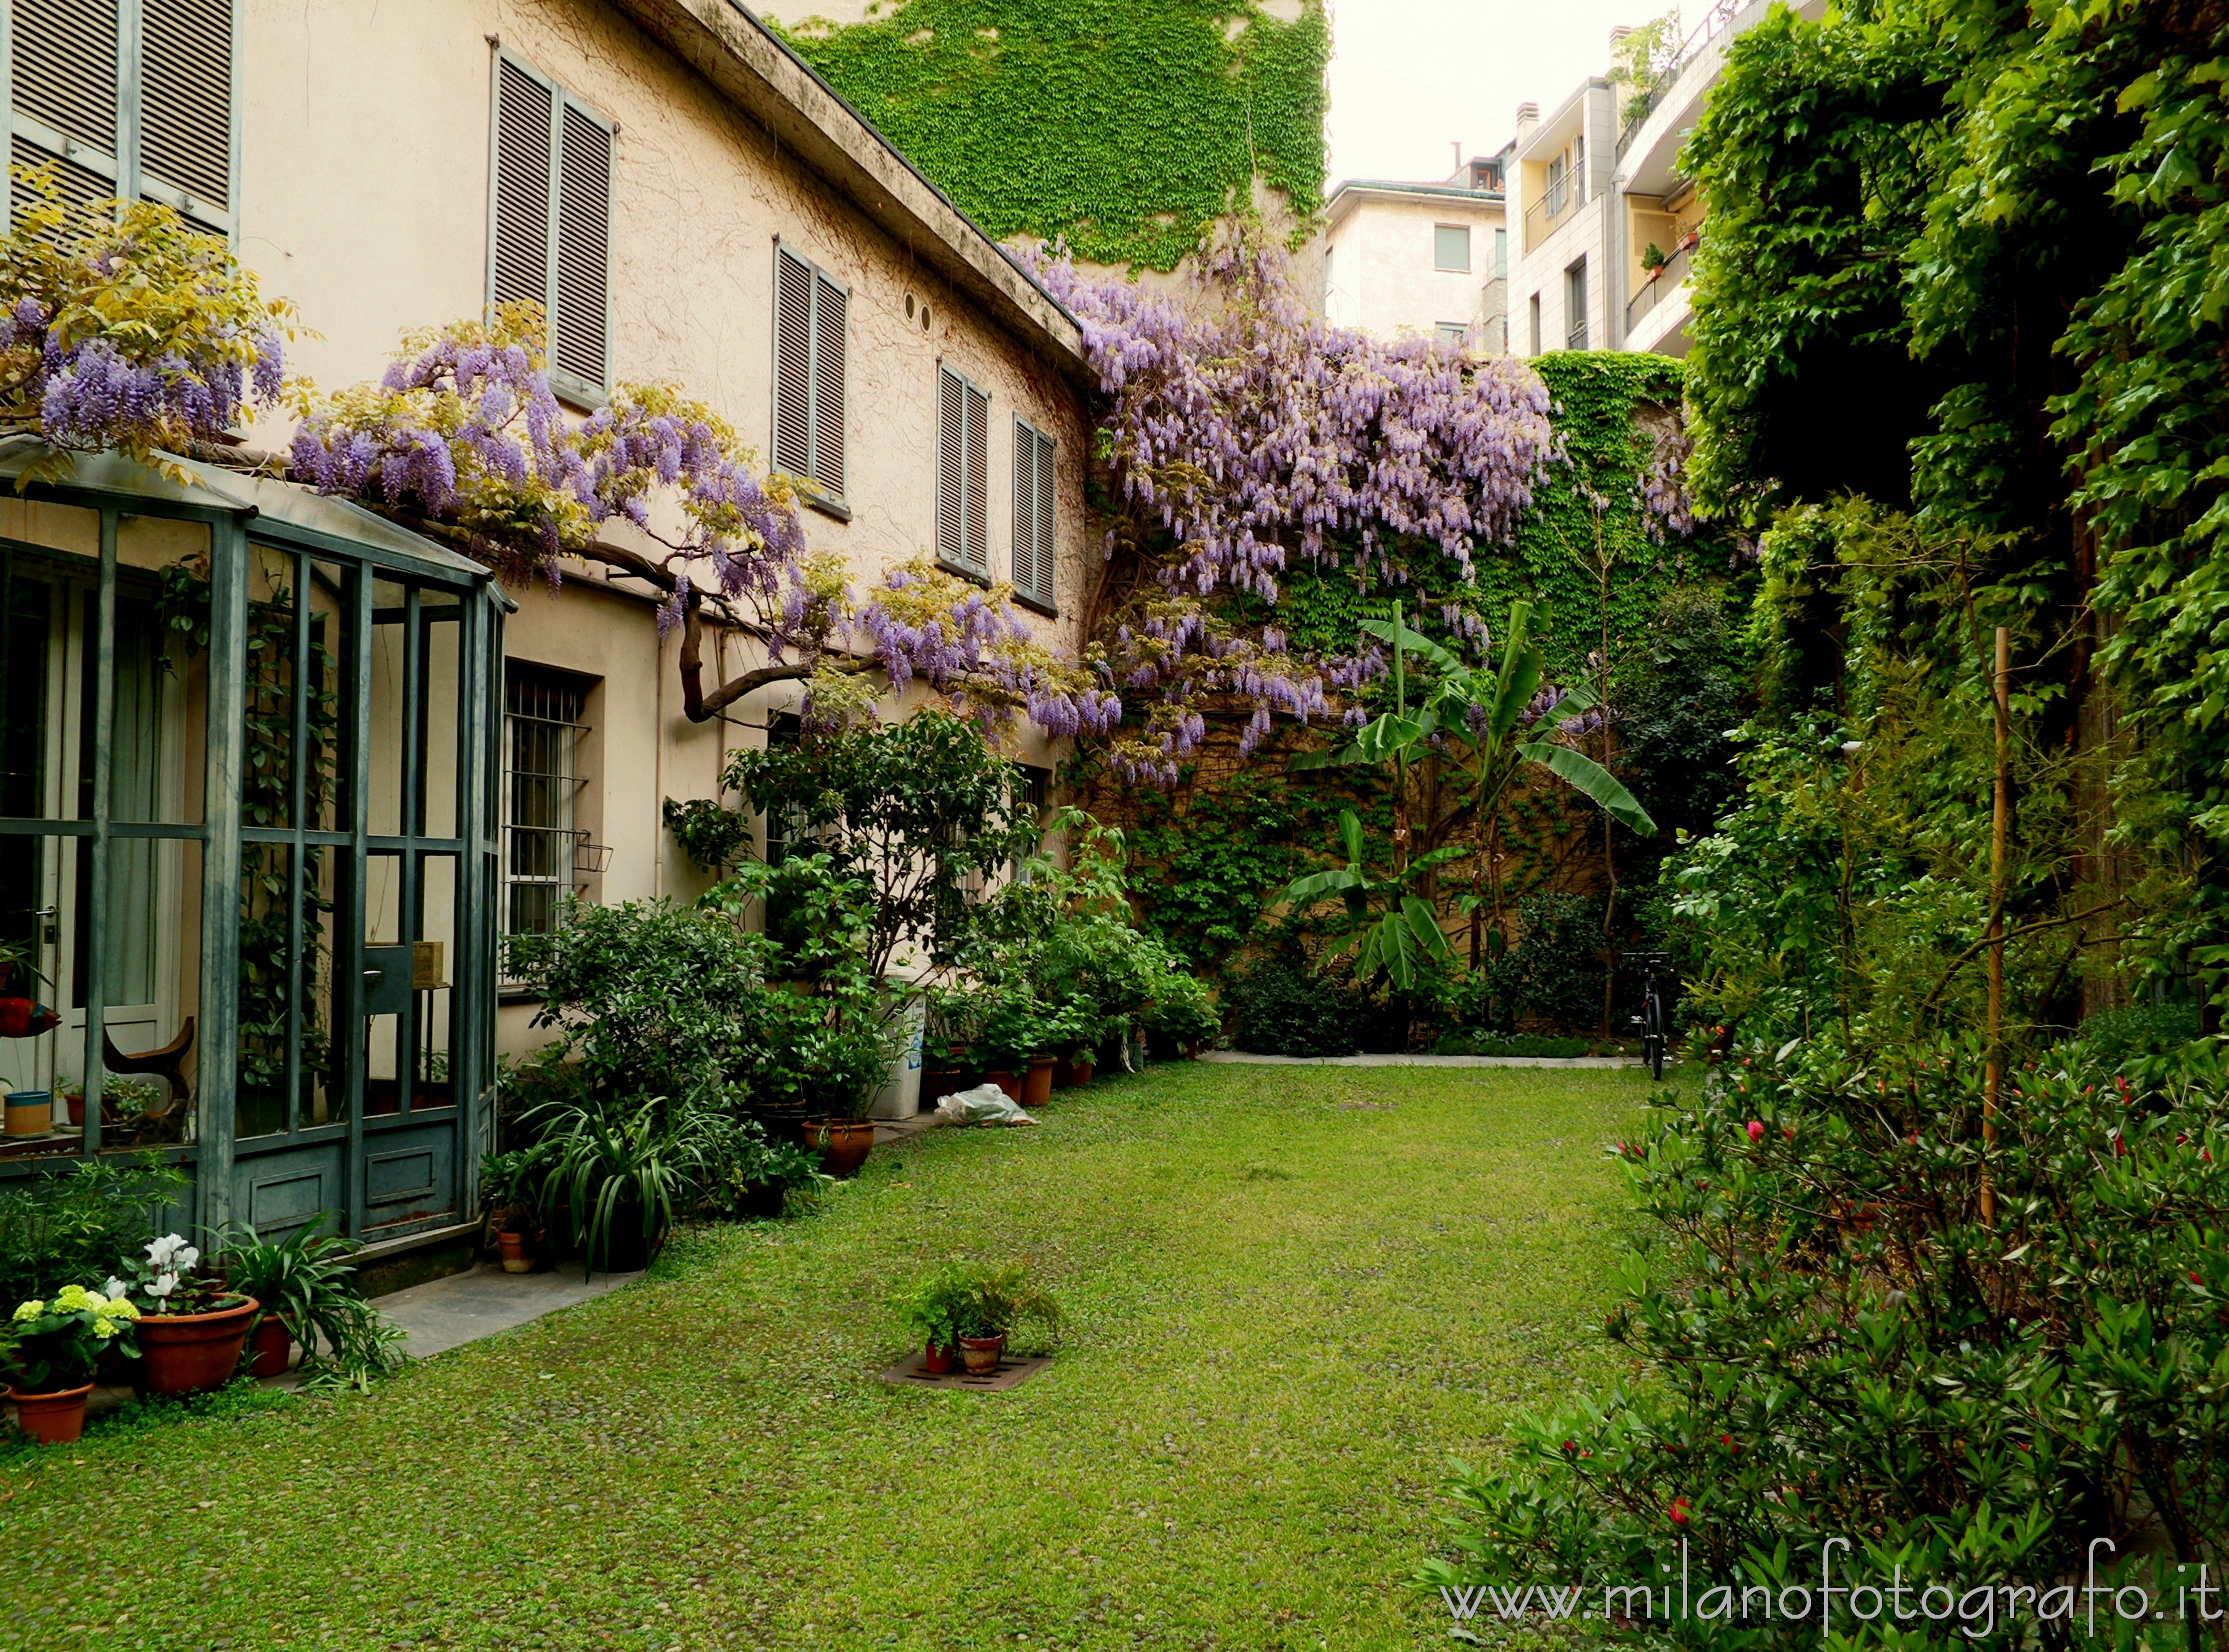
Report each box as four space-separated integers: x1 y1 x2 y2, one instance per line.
1625 237 1694 333
1522 180 1579 253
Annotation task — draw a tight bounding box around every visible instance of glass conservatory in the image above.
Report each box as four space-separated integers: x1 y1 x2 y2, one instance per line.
0 440 507 1247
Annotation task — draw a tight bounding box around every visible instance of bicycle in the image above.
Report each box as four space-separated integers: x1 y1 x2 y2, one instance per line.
1625 950 1671 1081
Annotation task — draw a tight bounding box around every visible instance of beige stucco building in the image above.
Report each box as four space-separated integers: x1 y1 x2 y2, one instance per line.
1319 154 1510 352
0 0 1104 1239
216 0 1101 1048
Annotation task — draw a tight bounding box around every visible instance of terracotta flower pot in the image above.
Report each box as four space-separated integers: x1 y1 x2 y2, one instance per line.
1052 1057 1094 1089
959 1334 1005 1376
1021 1056 1056 1107
922 1342 956 1375
247 1315 294 1379
497 1230 534 1274
1070 1059 1094 1086
803 1117 876 1180
136 1297 258 1397
7 1382 93 1445
3 1091 52 1138
982 1070 1021 1102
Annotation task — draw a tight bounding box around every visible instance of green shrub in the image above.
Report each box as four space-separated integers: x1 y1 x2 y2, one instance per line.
1426 1031 1593 1059
1421 1031 2229 1640
1507 892 1606 1031
1225 951 1392 1056
0 1151 186 1305
2079 1000 2203 1065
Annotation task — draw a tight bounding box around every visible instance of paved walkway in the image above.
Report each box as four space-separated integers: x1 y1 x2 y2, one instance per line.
1198 1050 1646 1069
376 1261 643 1359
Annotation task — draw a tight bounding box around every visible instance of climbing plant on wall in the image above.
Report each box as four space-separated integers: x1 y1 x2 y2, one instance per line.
771 0 1328 270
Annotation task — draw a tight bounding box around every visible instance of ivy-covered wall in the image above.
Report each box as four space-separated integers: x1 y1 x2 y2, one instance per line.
769 0 1328 270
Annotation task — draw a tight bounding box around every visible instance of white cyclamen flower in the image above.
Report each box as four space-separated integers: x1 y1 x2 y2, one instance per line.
103 1276 128 1300
147 1271 178 1298
174 1244 200 1274
145 1233 187 1267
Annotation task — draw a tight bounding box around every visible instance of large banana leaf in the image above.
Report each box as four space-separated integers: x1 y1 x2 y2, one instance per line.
1353 896 1453 991
1517 741 1658 836
1279 866 1364 908
1357 614 1464 674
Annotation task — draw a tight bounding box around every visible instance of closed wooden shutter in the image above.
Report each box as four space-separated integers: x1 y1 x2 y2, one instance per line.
937 366 966 569
811 271 846 496
490 58 554 314
487 53 613 401
1013 416 1057 609
137 0 233 222
773 247 814 480
1032 425 1057 610
963 380 989 573
552 103 611 392
8 0 121 220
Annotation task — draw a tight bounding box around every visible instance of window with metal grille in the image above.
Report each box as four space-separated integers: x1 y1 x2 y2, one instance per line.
502 665 591 975
1565 257 1590 351
1434 224 1470 272
488 51 613 407
1010 416 1056 613
772 246 848 500
7 0 236 234
937 364 989 576
1011 763 1051 880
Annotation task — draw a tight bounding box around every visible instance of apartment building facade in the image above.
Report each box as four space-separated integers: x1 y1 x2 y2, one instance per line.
1320 152 1511 353
1507 2 1825 362
0 0 1098 1244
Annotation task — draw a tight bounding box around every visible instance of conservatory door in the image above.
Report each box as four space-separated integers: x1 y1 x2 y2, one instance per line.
227 549 490 1243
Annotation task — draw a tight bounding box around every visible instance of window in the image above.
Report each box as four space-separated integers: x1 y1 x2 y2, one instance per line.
773 246 848 500
502 665 590 975
937 364 989 576
1494 228 1508 278
1435 323 1470 348
489 53 613 406
1012 764 1051 880
1544 152 1568 216
1565 258 1589 350
760 712 802 865
1528 294 1542 356
1434 223 1470 272
1010 417 1057 613
6 0 236 234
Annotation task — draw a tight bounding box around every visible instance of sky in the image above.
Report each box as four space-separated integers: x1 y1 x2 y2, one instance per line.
1324 0 1649 186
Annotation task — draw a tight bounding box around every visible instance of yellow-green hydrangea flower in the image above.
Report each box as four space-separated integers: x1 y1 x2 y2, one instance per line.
94 1294 140 1322
11 1298 44 1322
53 1283 97 1313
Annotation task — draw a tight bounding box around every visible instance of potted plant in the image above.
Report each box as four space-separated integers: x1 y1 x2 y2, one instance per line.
479 1146 549 1272
952 1260 1060 1376
3 1283 140 1444
121 1233 258 1397
531 1091 740 1275
975 980 1045 1103
894 1260 975 1374
1028 996 1099 1103
214 1216 371 1379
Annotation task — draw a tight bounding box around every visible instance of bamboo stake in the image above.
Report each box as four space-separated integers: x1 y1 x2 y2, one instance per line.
1983 626 2009 1229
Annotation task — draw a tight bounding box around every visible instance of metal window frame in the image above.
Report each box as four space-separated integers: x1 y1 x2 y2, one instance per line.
1432 222 1471 273
1 0 242 241
484 45 616 410
498 662 590 978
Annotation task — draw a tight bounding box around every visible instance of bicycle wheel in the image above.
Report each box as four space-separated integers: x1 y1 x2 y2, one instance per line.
1642 993 1666 1081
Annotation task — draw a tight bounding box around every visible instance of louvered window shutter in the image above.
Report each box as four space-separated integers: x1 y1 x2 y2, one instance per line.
137 0 232 228
490 59 554 315
9 0 241 234
552 104 612 393
937 367 966 569
811 272 846 496
963 382 989 573
1012 419 1035 596
487 53 613 403
8 0 122 220
773 249 815 480
1032 427 1057 611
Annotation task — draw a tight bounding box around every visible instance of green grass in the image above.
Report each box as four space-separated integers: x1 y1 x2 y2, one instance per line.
0 1062 1654 1651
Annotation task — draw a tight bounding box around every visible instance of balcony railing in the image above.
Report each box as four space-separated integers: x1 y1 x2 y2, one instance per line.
1522 181 1580 253
1624 238 1695 333
1613 0 1752 160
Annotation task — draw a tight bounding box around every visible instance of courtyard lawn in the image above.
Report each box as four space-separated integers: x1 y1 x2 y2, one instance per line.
0 1061 1654 1652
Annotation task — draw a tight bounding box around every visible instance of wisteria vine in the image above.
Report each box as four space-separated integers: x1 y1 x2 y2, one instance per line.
1034 226 1559 780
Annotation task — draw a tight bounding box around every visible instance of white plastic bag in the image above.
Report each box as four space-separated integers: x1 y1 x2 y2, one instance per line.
932 1083 1039 1126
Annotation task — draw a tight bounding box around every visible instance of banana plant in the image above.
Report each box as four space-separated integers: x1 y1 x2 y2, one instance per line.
1275 807 1464 991
1292 599 1655 954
